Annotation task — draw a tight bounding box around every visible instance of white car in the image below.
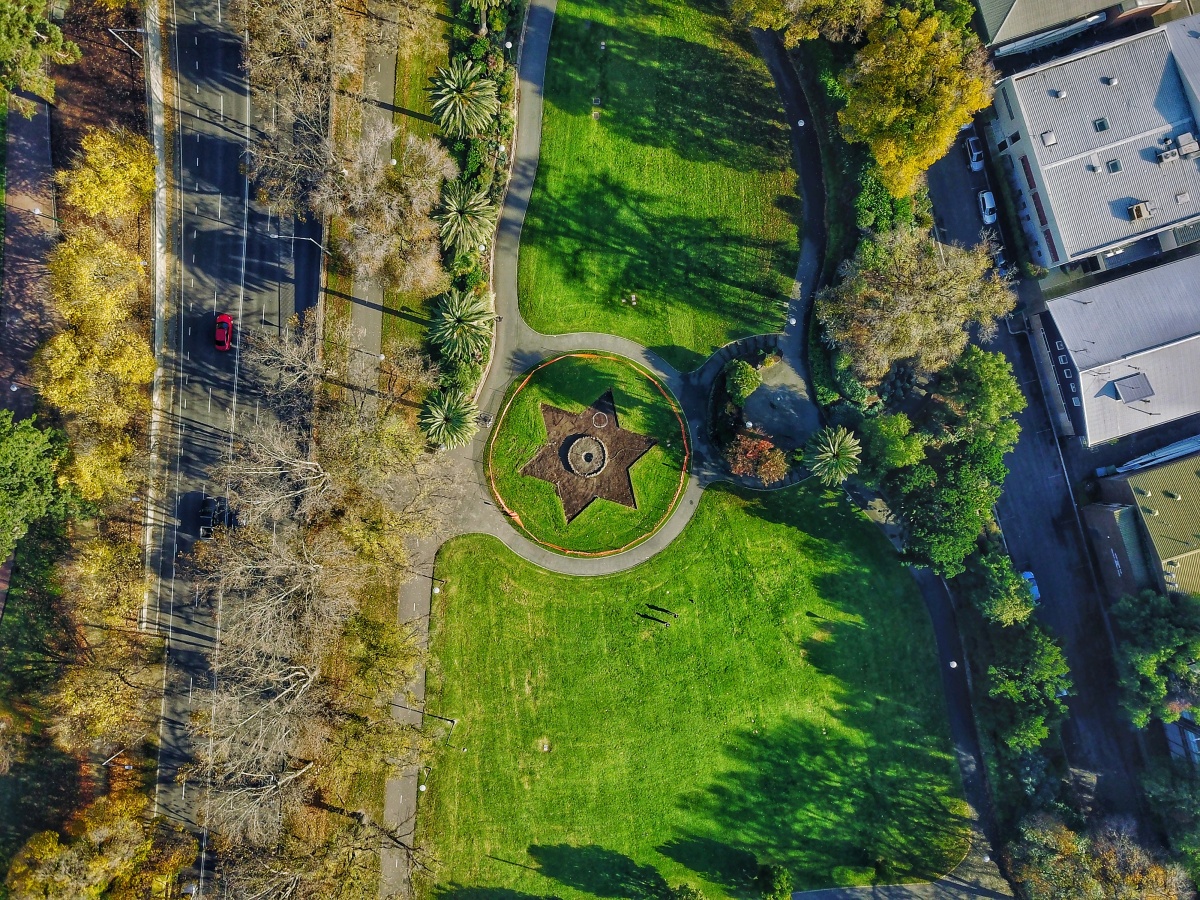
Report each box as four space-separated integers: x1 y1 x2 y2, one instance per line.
979 190 998 225
965 136 984 172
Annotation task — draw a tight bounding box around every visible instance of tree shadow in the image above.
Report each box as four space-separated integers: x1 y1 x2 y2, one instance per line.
543 8 790 174
527 844 670 900
434 886 560 900
520 170 793 366
655 837 758 895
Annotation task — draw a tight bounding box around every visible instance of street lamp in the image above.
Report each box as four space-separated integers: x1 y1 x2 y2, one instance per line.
268 232 329 255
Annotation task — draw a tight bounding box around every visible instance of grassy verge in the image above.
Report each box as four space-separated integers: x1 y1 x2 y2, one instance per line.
517 0 798 372
487 353 688 554
418 482 970 897
0 109 6 280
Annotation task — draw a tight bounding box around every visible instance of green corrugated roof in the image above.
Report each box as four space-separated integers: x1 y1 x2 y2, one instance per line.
1114 505 1153 591
977 0 1112 46
1126 457 1200 595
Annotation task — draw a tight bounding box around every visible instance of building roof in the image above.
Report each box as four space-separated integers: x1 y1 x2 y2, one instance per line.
1007 17 1200 260
977 0 1110 48
1123 454 1200 596
1045 252 1200 444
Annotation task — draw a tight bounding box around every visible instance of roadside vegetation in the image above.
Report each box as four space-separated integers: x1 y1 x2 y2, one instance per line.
181 316 448 895
421 483 969 895
517 0 799 371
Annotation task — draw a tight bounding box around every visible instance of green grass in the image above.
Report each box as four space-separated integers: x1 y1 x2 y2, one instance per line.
392 8 451 144
517 0 799 372
487 353 688 554
418 482 970 898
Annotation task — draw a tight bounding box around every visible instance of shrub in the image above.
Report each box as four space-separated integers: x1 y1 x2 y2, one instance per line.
832 351 869 405
725 433 787 485
724 359 762 406
757 864 792 900
469 38 489 59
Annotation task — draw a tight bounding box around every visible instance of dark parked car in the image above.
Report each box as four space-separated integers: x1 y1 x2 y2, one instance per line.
199 495 233 537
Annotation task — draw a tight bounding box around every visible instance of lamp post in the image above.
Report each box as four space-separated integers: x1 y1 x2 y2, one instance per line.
268 232 329 255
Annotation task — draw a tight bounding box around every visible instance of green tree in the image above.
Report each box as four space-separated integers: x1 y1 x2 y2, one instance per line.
429 57 499 138
935 345 1025 448
56 127 155 223
816 227 1014 384
1112 590 1200 728
429 288 493 363
420 390 478 449
467 0 502 35
838 9 994 197
957 547 1036 627
0 411 62 562
732 0 882 43
1010 814 1103 900
724 359 762 405
0 1 79 117
892 431 1007 577
985 623 1071 756
804 425 861 487
436 179 499 255
857 412 924 481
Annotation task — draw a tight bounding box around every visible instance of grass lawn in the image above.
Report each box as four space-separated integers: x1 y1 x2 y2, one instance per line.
418 483 970 899
517 0 799 373
487 353 689 555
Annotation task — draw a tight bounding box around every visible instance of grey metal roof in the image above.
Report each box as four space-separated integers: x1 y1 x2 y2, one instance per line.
977 0 1111 47
1045 252 1200 444
1010 22 1200 260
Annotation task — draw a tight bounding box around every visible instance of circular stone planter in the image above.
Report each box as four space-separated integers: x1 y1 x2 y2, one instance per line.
485 352 691 557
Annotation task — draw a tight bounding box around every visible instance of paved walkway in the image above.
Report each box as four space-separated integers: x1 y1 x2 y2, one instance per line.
379 8 1014 900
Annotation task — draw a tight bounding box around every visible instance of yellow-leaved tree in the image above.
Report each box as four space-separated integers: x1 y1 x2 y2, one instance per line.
46 226 142 333
64 433 137 503
34 330 155 430
838 9 994 197
55 126 156 223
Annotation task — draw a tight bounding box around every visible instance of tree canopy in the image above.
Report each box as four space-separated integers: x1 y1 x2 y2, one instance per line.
1113 589 1200 728
857 412 925 482
732 0 882 43
956 547 1036 627
56 127 156 223
838 9 994 197
0 412 62 561
933 345 1026 448
816 227 1014 384
0 1 79 116
985 622 1071 756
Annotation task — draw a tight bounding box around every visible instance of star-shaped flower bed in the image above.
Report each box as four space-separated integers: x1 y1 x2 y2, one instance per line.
485 353 690 556
521 390 656 522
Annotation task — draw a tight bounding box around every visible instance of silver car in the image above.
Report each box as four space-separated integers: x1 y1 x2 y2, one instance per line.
965 136 984 171
979 190 998 225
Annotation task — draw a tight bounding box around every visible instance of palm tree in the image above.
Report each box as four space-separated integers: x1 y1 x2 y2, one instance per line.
420 390 479 449
428 289 493 363
435 180 498 255
803 425 861 487
468 0 501 36
428 58 499 138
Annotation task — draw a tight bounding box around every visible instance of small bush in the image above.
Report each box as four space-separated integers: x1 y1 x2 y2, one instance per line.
451 23 473 45
470 38 489 59
832 352 869 405
724 359 762 406
757 864 792 900
724 433 787 485
488 6 509 32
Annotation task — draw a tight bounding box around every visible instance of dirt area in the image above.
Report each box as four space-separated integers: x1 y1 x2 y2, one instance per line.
521 390 656 521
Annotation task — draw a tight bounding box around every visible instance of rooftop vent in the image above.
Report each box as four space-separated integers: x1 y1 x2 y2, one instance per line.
1115 372 1155 402
1129 201 1154 221
1166 491 1182 500
1159 148 1181 164
1051 88 1068 98
1178 191 1191 204
1145 507 1161 516
1041 130 1058 147
1180 131 1200 155
1103 75 1120 86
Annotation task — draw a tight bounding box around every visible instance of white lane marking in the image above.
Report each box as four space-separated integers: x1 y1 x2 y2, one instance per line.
217 193 221 220
227 50 252 454
208 387 212 412
219 94 223 122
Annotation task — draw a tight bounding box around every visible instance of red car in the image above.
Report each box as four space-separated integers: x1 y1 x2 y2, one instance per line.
214 313 233 352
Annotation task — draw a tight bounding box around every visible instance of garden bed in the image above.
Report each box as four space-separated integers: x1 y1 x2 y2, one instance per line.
486 352 689 555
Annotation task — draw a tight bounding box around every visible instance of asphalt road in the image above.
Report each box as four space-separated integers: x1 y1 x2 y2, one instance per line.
926 148 1145 816
149 0 320 885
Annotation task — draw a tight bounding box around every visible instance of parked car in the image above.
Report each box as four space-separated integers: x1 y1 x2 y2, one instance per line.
215 313 234 352
965 135 984 171
1021 570 1041 603
199 495 233 537
992 245 1012 278
978 190 998 225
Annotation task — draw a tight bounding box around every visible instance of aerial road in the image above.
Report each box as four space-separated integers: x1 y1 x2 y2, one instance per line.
147 0 322 884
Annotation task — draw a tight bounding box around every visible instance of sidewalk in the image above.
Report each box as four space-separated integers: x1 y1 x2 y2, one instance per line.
0 98 56 619
1 99 55 421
